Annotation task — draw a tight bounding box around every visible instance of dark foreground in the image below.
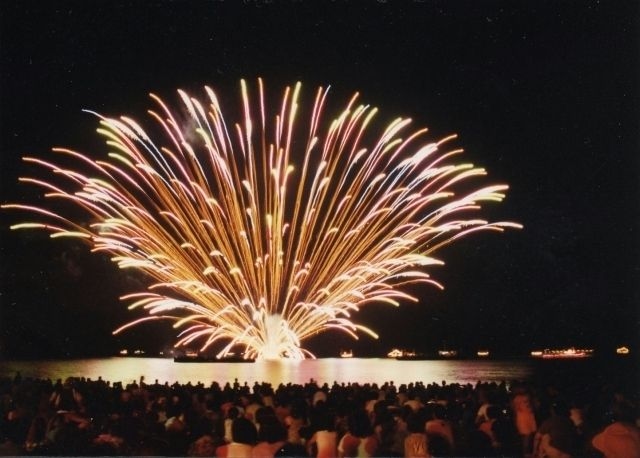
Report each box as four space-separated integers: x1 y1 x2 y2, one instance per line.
0 364 638 457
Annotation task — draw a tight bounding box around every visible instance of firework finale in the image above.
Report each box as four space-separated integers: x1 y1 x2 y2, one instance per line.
3 80 520 360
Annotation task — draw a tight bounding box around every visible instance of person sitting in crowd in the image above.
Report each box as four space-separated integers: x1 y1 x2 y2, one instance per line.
216 416 257 458
533 399 578 458
252 416 287 458
403 410 429 458
306 406 338 458
591 400 640 458
337 408 379 457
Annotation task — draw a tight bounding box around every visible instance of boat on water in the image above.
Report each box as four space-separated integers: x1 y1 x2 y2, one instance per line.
530 348 593 359
388 348 489 360
438 349 459 358
340 350 354 358
117 349 149 357
387 348 404 358
173 352 255 363
387 348 429 360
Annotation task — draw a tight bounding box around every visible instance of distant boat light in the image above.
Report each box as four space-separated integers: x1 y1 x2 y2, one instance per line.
387 348 404 358
530 348 593 359
438 350 458 358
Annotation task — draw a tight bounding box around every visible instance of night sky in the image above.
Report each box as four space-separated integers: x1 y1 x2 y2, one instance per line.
1 1 638 359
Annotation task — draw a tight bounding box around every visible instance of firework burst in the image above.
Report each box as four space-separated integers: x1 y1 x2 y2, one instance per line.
3 79 521 360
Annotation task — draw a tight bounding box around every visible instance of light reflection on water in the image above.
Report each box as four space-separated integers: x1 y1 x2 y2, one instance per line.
0 357 533 386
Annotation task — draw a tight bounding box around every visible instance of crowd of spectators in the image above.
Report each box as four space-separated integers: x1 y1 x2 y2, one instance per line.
0 370 638 457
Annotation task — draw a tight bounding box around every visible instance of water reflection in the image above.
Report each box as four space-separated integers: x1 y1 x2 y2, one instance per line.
0 357 534 386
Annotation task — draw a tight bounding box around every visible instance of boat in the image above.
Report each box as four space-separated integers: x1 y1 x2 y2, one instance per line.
387 348 429 360
117 349 148 357
340 350 354 358
173 352 255 363
616 346 630 355
530 348 593 359
438 349 459 358
387 348 404 358
476 350 490 358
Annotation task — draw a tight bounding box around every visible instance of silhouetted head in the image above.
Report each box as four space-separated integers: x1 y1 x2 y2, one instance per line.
232 417 257 445
348 409 373 437
551 400 570 417
257 418 287 443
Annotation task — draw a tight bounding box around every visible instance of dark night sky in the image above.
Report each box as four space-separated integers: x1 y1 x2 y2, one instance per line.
1 0 638 359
